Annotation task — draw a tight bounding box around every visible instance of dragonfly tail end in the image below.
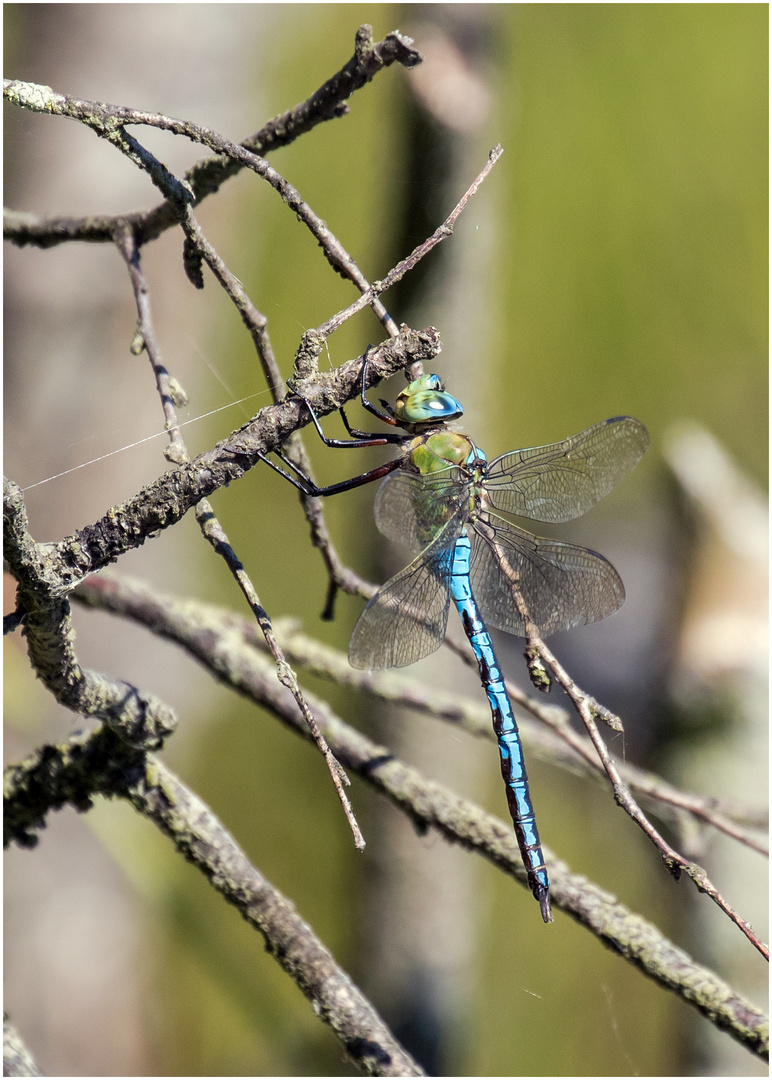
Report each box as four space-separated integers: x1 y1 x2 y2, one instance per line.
536 884 553 924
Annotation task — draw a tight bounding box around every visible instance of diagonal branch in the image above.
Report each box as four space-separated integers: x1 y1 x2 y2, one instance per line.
4 73 400 334
526 626 769 960
317 143 504 341
243 619 768 857
11 326 440 594
3 26 421 249
2 728 424 1077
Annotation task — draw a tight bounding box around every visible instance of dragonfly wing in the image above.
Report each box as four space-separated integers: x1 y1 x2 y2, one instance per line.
484 417 649 523
373 469 469 555
349 510 466 670
470 516 625 638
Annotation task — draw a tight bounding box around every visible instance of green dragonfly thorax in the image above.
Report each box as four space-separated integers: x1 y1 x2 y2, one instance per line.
391 375 475 544
400 429 485 547
407 429 476 474
393 373 464 427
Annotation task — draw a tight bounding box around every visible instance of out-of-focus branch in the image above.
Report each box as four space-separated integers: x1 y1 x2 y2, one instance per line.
3 1016 43 1078
2 26 421 249
2 728 424 1077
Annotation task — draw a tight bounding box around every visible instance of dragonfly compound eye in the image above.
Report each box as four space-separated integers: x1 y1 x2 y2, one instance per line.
395 388 464 425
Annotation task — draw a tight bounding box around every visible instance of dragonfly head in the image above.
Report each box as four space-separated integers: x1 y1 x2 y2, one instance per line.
393 374 464 427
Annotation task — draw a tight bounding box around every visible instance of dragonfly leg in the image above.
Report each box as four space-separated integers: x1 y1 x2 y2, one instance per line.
338 404 390 442
356 346 401 426
297 394 404 449
259 450 402 498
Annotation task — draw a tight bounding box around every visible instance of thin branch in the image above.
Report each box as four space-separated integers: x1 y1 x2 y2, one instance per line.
454 536 769 956
4 76 399 338
251 619 769 857
2 728 424 1077
316 143 504 340
195 503 364 849
3 27 421 249
6 72 501 651
75 572 767 861
114 226 364 849
527 627 768 959
283 144 504 615
200 576 766 861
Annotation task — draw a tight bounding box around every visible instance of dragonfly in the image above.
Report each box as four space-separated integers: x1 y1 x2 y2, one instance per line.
262 361 649 922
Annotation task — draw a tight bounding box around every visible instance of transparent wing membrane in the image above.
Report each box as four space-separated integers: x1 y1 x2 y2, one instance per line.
352 415 644 658
469 514 625 638
483 417 649 523
348 509 467 669
373 469 469 554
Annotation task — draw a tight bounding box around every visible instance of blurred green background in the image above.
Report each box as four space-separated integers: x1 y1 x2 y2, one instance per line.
4 4 767 1077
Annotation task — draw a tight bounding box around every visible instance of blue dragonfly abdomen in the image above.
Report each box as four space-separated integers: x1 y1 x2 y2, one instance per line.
448 532 551 921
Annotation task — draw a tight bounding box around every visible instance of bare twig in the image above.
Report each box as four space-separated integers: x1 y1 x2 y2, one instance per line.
457 532 769 956
3 27 422 249
527 628 768 960
4 76 399 337
245 619 768 857
317 143 504 341
77 571 768 857
4 65 501 693
284 145 504 614
195 503 364 849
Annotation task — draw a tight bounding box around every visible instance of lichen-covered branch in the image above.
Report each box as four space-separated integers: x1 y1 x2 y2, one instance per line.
2 728 423 1077
4 328 439 597
3 479 177 751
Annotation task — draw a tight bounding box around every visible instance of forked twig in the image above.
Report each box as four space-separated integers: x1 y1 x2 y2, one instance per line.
286 144 505 612
3 27 422 249
316 143 504 340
